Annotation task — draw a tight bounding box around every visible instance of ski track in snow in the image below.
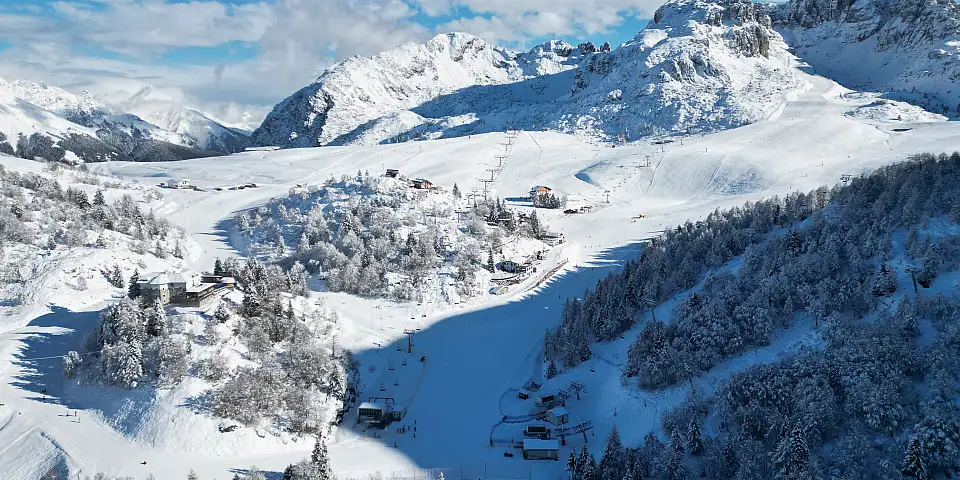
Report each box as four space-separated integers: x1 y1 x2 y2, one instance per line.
1 67 960 479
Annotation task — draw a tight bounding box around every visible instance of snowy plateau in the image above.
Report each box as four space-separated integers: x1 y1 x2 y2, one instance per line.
2 0 960 479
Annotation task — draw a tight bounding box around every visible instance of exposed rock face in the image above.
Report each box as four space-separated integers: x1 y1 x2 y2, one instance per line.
771 0 960 116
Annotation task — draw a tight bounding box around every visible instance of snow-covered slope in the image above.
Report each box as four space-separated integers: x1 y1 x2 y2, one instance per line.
251 32 584 148
771 0 960 116
0 78 249 162
2 62 960 478
252 0 805 147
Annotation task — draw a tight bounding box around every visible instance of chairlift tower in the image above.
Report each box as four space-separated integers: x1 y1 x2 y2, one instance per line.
403 328 416 353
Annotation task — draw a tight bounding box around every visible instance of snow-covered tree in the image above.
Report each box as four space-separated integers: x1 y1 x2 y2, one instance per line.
902 436 927 480
147 299 166 337
127 270 140 299
546 360 558 379
687 419 703 456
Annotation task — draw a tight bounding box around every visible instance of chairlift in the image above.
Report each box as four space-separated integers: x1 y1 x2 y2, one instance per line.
389 363 395 371
394 378 400 386
380 384 386 392
402 359 407 367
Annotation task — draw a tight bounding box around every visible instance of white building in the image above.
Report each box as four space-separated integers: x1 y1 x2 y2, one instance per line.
167 179 192 189
137 271 202 305
522 439 559 460
545 407 569 426
542 231 565 246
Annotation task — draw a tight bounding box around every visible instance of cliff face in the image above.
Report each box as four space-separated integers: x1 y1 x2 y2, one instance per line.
771 0 960 115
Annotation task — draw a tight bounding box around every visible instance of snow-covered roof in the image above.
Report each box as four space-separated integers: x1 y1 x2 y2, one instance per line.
358 402 385 410
220 277 236 283
548 407 568 416
186 283 216 293
138 271 199 286
542 231 563 238
522 439 559 450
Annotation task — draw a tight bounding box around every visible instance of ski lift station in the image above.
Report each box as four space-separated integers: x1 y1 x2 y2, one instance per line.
545 407 569 426
521 439 560 460
357 401 404 424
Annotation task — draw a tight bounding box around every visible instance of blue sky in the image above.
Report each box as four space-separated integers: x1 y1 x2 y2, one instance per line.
0 0 661 125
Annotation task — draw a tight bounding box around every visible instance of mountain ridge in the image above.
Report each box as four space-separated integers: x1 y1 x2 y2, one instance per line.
0 78 250 163
251 0 960 149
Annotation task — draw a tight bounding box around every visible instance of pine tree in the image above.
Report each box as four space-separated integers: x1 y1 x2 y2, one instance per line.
487 248 496 272
173 241 184 259
546 360 558 379
773 426 809 479
872 263 897 296
567 450 579 479
687 419 703 456
214 258 224 276
128 270 140 299
187 470 199 480
578 445 594 480
214 303 231 323
668 428 684 456
902 436 927 480
599 426 625 480
148 299 166 337
93 189 105 206
283 464 295 480
311 436 333 480
452 183 461 199
108 264 125 288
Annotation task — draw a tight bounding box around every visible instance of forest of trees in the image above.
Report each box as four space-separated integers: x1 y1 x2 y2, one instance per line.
68 256 354 436
549 152 960 479
0 162 185 304
236 172 547 301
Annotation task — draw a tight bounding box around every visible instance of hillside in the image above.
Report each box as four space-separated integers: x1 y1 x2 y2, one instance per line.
771 0 960 117
251 0 803 148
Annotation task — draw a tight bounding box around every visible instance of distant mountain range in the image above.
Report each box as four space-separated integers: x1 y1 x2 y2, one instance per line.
0 78 250 163
251 0 960 149
4 0 957 161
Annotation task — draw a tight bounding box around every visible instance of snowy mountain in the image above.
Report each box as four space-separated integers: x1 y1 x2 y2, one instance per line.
0 78 249 163
770 0 960 116
115 85 252 154
251 0 804 148
251 32 585 148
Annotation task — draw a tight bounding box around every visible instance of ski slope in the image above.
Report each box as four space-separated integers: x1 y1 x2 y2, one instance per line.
2 68 960 479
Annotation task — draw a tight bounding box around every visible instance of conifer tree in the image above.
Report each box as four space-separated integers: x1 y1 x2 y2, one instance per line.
902 436 927 480
669 428 684 456
148 299 166 337
546 360 558 379
128 270 140 299
93 189 105 206
687 419 703 456
567 450 579 479
773 426 809 479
